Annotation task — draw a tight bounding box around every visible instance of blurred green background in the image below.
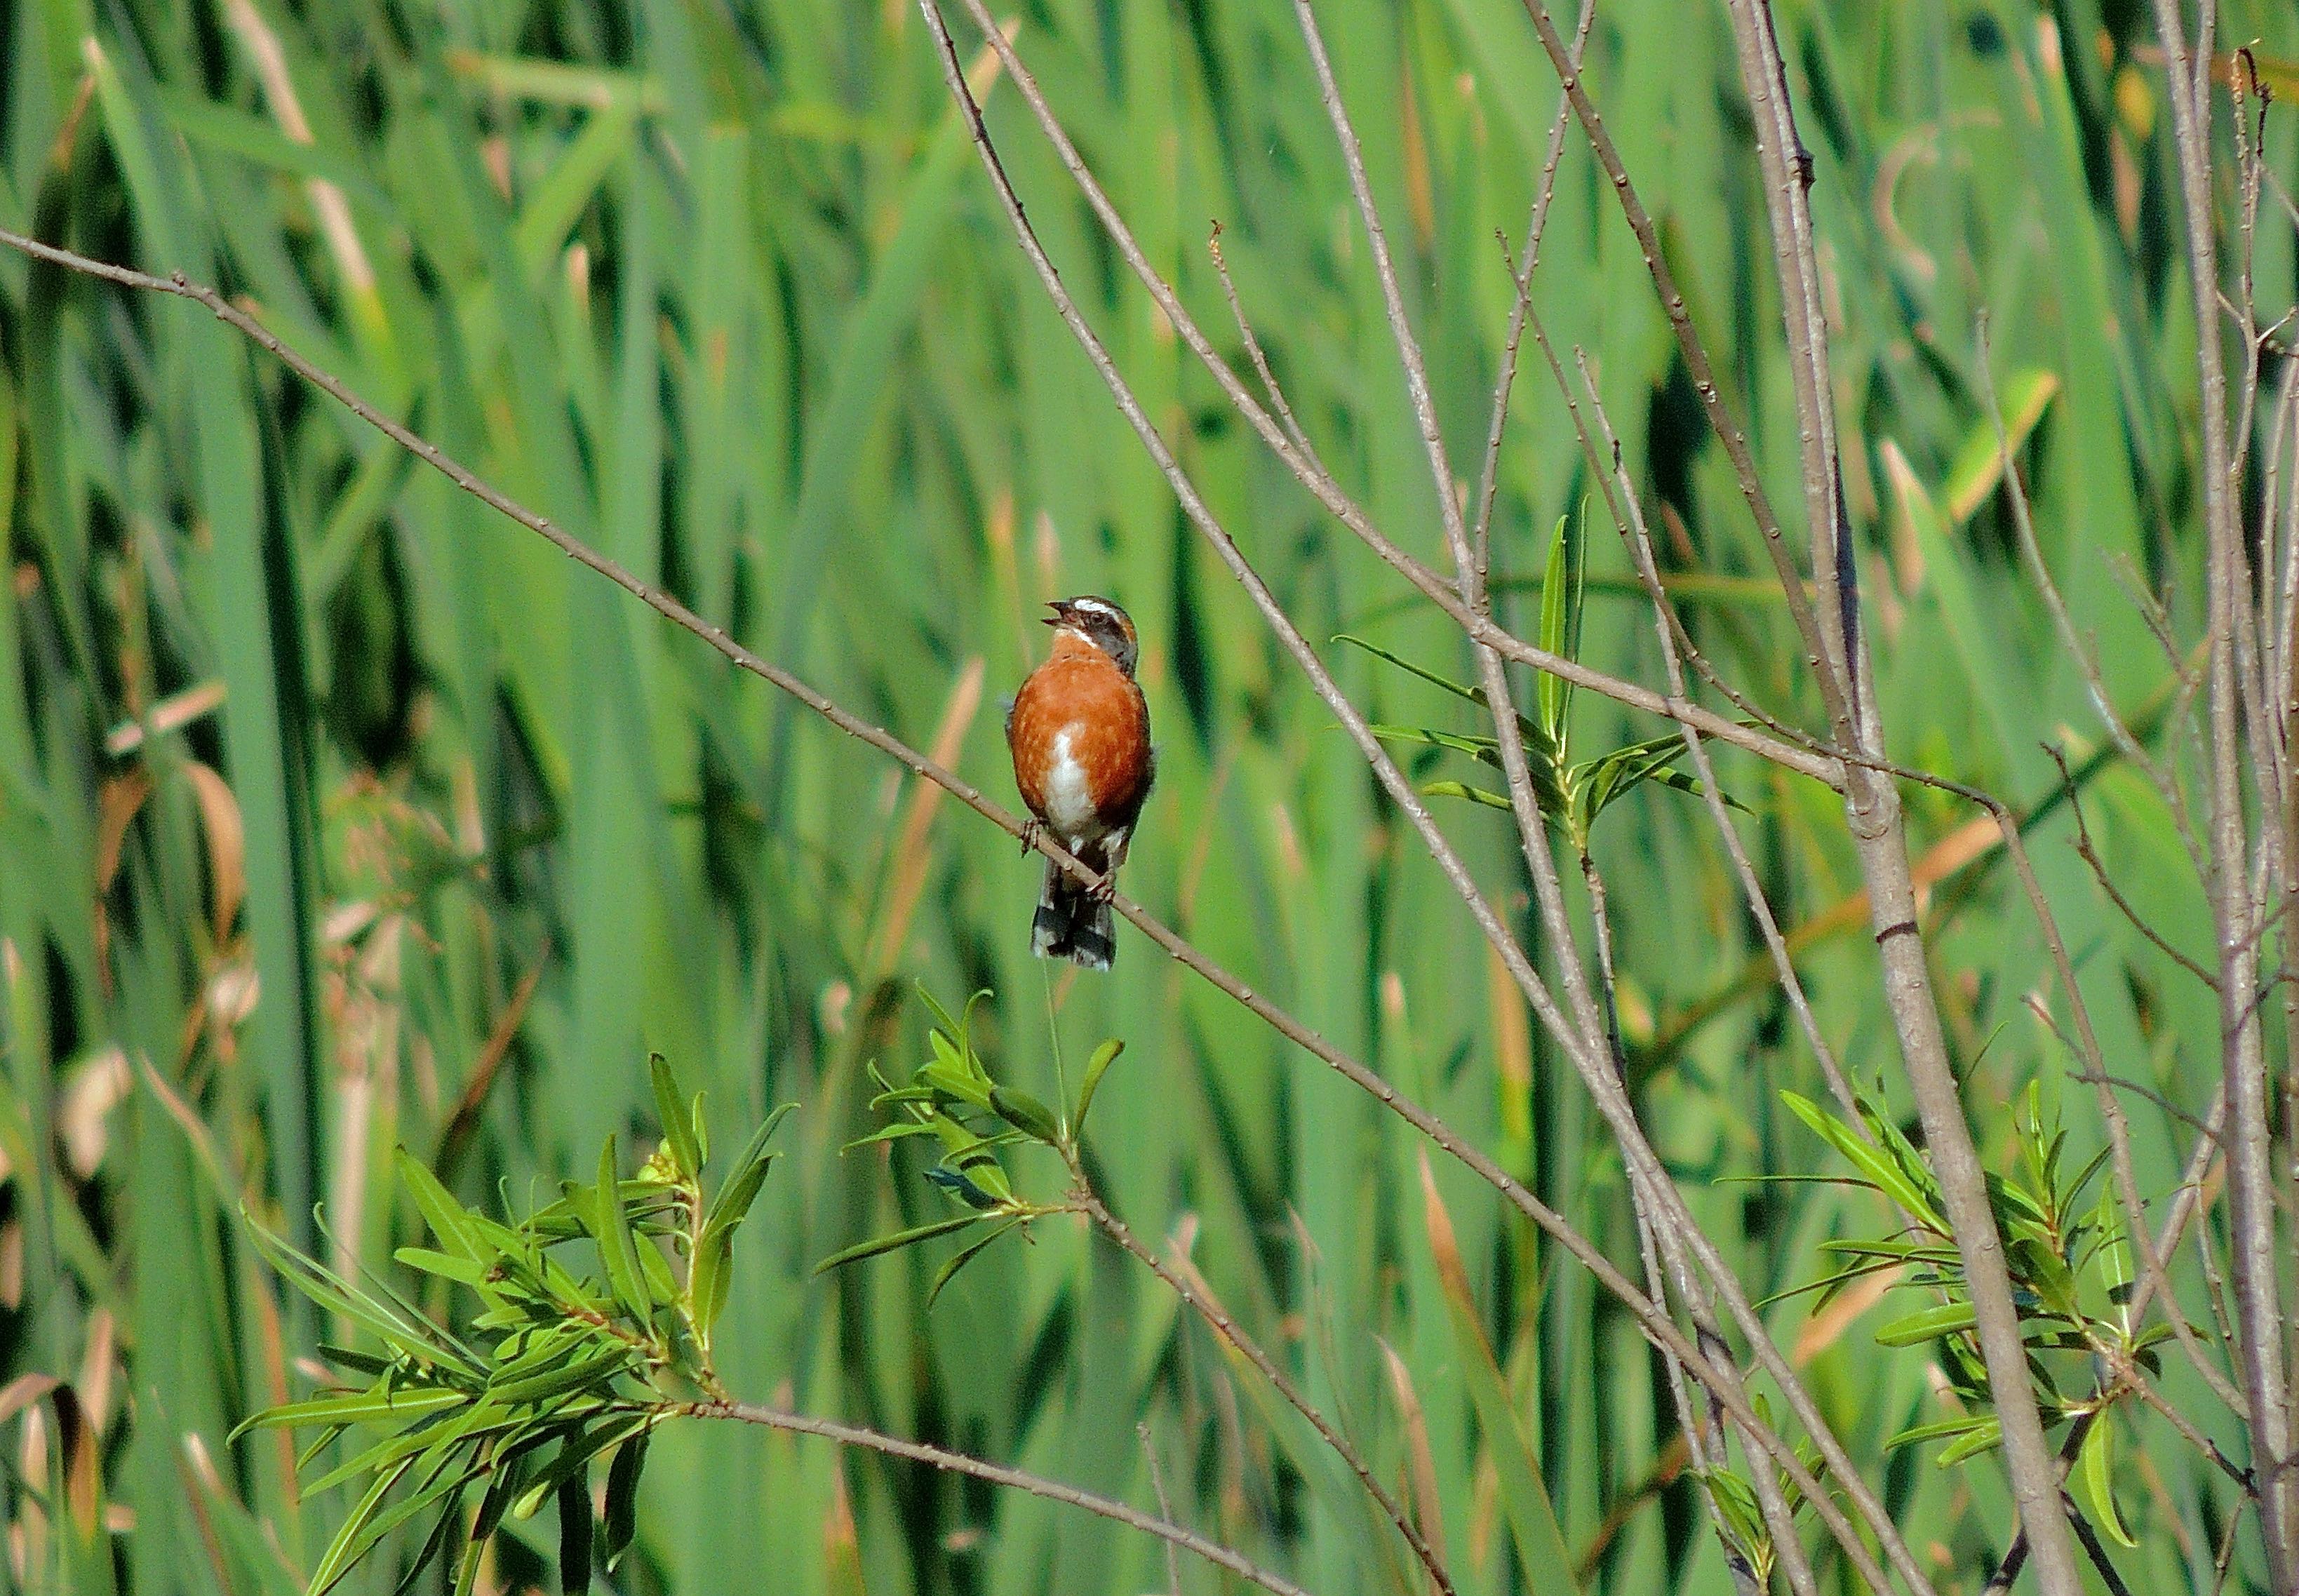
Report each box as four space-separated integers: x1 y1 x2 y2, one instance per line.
0 0 2291 1589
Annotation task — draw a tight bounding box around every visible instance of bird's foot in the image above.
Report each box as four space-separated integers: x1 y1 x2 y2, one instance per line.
1018 819 1043 856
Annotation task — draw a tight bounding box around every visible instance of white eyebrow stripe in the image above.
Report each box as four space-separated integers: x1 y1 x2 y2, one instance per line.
1066 597 1122 622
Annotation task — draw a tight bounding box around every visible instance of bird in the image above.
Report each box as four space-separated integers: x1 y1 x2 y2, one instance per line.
1005 596 1155 970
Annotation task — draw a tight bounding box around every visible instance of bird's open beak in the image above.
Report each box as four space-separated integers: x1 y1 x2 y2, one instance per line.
1041 601 1070 626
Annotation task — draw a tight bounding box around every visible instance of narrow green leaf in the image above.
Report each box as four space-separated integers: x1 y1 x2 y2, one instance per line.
650 1055 702 1179
704 1105 796 1234
700 1151 776 1246
1420 779 1513 810
1936 1419 2004 1466
1334 633 1479 703
987 1085 1061 1144
239 1211 476 1374
913 984 967 1047
558 1470 594 1594
840 1121 942 1152
319 1447 477 1593
1886 1413 1996 1452
603 1428 648 1571
234 1386 469 1439
488 1346 632 1407
692 1230 735 1338
307 1455 420 1595
1072 1039 1125 1135
925 1217 1025 1310
1365 723 1503 765
302 1402 509 1498
397 1149 492 1263
1874 1301 1978 1346
514 1416 651 1521
1536 513 1584 746
1781 1093 1948 1235
1333 635 1562 763
2077 1413 2138 1548
594 1136 651 1324
394 1247 495 1289
814 1213 986 1274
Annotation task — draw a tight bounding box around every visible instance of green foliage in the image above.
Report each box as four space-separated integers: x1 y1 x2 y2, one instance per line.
1696 1396 1828 1593
1345 513 1738 854
234 1059 789 1594
1776 1084 2160 1539
820 986 1118 1304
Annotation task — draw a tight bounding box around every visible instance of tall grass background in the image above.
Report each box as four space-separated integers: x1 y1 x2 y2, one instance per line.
0 0 2290 1590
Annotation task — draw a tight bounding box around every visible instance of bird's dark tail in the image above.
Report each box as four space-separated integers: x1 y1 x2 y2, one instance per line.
1032 857 1115 970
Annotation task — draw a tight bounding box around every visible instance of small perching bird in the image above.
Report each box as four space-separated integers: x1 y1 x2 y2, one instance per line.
1004 597 1155 969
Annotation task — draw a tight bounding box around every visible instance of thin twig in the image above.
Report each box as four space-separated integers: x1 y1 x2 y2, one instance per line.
1509 0 1846 728
2052 751 2220 991
1205 222 1320 467
1467 0 1596 595
686 1401 1309 1596
1075 1184 1457 1596
1139 1423 1184 1596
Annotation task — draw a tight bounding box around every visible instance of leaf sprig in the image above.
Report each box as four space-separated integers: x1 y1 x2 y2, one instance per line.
817 986 1123 1306
1772 1082 2158 1546
1341 512 1741 855
234 1056 791 1595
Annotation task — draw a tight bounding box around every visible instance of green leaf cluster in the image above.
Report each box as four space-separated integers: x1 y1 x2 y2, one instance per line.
819 987 1122 1307
1774 1084 2159 1542
234 1057 791 1594
1343 515 1740 855
1696 1395 1830 1589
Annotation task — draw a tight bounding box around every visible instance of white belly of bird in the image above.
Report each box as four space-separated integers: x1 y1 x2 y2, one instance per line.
1040 727 1101 847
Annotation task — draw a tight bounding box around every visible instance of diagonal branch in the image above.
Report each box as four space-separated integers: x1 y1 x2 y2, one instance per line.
683 1400 1311 1596
1075 1184 1454 1596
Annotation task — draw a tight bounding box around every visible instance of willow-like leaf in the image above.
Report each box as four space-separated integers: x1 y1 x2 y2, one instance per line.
1781 1093 1950 1236
925 1216 1027 1310
397 1149 494 1264
987 1085 1060 1144
1071 1038 1125 1136
234 1386 469 1440
603 1427 648 1571
1419 779 1511 810
814 1212 986 1274
1332 633 1563 763
1536 513 1584 749
2075 1414 2138 1549
1872 1300 1978 1347
649 1055 702 1179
